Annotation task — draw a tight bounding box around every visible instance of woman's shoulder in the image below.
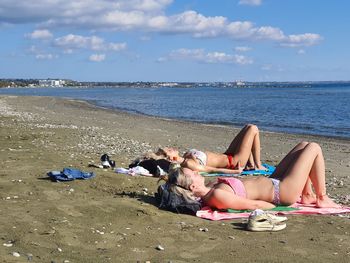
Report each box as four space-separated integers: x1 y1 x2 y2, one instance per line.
202 187 234 209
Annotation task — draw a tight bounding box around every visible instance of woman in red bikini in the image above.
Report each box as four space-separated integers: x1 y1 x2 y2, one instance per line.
164 142 340 210
156 124 267 174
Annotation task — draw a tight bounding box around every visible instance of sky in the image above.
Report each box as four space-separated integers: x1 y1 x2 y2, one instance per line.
0 0 349 82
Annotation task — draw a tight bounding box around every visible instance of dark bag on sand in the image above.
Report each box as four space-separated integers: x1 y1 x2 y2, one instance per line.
129 158 171 176
155 183 202 215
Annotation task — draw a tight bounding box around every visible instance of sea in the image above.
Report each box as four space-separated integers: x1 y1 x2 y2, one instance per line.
1 82 350 139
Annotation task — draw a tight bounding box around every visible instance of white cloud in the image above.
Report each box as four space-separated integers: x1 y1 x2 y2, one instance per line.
235 46 251 52
26 29 53 39
238 0 262 6
89 53 106 62
234 54 253 65
297 49 306 55
54 34 127 52
35 53 57 60
281 33 322 47
1 1 321 48
108 42 127 51
27 45 58 59
0 1 173 24
254 26 284 40
162 48 253 65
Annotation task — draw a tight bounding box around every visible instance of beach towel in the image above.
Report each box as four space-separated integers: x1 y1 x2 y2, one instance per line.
200 163 276 177
196 203 350 221
47 168 95 182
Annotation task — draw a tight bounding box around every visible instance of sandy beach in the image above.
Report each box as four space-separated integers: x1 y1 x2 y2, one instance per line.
0 95 349 263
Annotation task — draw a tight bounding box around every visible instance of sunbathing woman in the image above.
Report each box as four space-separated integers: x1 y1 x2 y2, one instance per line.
153 124 266 174
164 142 340 210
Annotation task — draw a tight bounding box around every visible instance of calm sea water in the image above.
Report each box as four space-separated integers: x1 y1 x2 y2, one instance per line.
1 84 350 139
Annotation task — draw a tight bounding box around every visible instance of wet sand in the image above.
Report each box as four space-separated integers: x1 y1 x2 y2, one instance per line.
0 95 349 263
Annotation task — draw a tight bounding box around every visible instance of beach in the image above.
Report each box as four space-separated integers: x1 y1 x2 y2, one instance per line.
0 95 349 262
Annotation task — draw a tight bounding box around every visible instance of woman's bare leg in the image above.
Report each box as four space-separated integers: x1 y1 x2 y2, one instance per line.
271 141 309 179
225 124 265 170
246 154 256 170
300 179 316 204
271 141 316 204
276 142 339 208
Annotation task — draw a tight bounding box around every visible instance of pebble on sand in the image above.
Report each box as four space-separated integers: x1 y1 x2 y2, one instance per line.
3 242 13 247
156 245 164 251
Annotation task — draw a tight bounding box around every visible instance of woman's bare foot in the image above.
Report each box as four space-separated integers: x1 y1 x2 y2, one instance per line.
300 193 317 205
256 164 268 171
244 165 255 171
316 195 341 208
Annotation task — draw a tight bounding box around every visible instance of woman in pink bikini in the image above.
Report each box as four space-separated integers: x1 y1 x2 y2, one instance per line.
155 124 266 174
164 141 340 210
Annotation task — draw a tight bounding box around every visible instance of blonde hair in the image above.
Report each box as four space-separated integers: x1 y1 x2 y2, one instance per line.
158 164 197 203
131 148 168 166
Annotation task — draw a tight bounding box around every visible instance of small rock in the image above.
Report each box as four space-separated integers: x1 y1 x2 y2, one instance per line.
156 245 164 251
279 240 287 244
3 242 13 247
199 228 209 232
12 252 20 257
57 247 62 252
228 236 235 240
27 253 33 261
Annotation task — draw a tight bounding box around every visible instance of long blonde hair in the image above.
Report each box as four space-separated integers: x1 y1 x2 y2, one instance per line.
131 148 168 166
159 163 197 203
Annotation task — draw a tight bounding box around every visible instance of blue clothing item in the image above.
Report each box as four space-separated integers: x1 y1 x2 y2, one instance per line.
47 168 95 182
201 163 276 177
241 163 276 176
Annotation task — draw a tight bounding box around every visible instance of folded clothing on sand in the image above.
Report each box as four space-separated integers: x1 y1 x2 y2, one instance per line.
47 168 95 182
129 158 171 176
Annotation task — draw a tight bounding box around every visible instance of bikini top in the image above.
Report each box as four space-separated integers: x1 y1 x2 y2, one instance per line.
217 177 247 198
186 149 207 166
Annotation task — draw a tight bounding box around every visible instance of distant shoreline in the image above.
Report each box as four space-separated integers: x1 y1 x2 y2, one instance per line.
2 78 350 89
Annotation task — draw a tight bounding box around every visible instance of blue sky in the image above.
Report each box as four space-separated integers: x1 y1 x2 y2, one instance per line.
0 0 349 82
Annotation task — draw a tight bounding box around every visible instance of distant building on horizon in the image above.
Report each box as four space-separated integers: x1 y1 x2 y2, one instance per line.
39 79 65 87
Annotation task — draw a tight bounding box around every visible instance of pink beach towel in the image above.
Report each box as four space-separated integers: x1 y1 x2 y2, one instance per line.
196 203 350 221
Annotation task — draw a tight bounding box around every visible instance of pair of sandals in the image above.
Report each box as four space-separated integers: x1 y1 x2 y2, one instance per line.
100 154 116 169
247 209 287 232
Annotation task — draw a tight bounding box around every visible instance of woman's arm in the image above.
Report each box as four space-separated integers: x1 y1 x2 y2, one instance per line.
208 188 275 210
183 159 243 174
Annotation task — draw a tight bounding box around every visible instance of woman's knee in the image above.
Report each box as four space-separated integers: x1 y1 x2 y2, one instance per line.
246 124 259 134
299 141 309 148
281 195 299 205
280 191 300 205
307 142 322 153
